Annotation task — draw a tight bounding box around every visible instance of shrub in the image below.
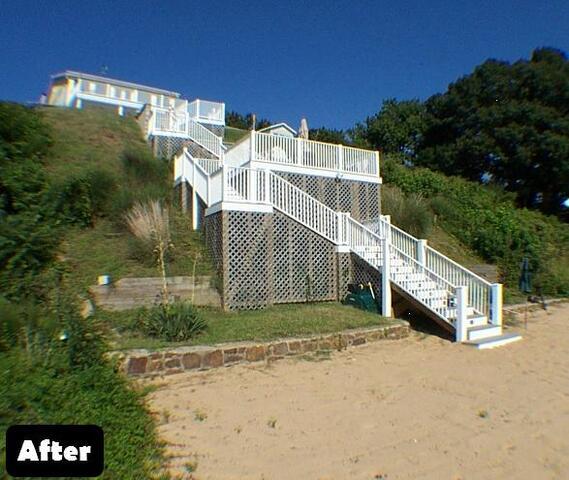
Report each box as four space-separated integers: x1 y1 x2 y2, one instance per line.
382 185 433 238
383 155 569 295
138 302 207 342
0 349 165 479
0 297 58 352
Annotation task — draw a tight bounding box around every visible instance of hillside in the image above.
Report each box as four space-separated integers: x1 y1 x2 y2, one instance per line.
382 156 569 301
41 107 215 296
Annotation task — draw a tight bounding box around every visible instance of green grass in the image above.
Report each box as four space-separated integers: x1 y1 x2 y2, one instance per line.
427 225 485 269
100 302 394 350
39 106 148 182
223 126 249 145
0 349 166 479
62 214 215 296
36 107 216 296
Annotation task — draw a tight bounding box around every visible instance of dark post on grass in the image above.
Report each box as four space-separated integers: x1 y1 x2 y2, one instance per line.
519 257 531 330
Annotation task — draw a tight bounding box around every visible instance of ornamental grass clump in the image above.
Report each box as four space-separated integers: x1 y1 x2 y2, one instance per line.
124 200 172 303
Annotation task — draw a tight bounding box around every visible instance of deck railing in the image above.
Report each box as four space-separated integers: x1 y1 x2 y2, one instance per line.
252 131 379 177
188 99 225 124
175 155 498 325
151 107 224 158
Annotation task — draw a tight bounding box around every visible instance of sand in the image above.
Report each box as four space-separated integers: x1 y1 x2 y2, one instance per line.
147 303 569 479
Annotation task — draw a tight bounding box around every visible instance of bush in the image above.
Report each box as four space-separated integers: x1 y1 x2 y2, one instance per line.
382 185 433 238
138 302 207 341
0 297 58 352
0 349 165 479
383 156 569 295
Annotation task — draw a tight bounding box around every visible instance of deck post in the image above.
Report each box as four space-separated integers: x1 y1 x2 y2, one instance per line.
417 239 427 266
381 236 392 318
455 286 468 342
250 168 258 203
191 188 199 230
250 130 256 163
338 144 344 172
490 283 503 326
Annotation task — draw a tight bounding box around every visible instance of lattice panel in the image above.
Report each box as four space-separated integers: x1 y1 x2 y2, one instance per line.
200 123 224 138
350 253 382 309
153 136 186 159
225 211 272 310
204 212 224 297
337 253 353 301
276 173 381 222
272 211 337 303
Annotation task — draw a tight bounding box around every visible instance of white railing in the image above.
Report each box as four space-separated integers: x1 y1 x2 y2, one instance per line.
268 172 339 242
188 99 225 124
197 158 222 174
187 118 223 158
150 107 223 158
425 246 492 318
176 157 497 324
389 244 457 321
153 108 188 134
252 131 379 177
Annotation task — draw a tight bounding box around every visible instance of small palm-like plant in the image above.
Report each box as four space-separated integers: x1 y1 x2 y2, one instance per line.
125 200 172 303
139 302 207 341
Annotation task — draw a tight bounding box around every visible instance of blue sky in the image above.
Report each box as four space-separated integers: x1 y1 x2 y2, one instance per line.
1 0 568 129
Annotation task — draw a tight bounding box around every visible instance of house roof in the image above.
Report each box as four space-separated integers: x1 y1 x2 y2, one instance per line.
258 122 297 135
51 70 181 97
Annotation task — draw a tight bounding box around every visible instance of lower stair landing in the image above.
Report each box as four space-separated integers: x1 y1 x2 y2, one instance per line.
465 332 523 349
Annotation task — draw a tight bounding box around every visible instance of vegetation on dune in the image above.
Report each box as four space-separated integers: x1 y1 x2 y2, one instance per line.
0 104 202 478
382 156 569 297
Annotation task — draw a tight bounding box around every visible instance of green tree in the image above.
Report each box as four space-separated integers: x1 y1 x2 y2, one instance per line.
355 99 427 157
309 127 350 144
225 110 271 130
418 48 569 218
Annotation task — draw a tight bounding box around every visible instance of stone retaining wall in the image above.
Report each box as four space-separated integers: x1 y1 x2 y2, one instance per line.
120 321 409 377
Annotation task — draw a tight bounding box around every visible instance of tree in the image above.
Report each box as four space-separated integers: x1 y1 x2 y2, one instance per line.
225 110 271 130
418 48 569 217
308 127 350 144
355 99 427 158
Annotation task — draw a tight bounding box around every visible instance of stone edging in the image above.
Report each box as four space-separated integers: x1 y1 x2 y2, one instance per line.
117 322 410 377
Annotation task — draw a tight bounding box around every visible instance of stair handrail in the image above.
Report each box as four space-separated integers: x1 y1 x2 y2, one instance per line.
375 215 492 317
178 161 494 321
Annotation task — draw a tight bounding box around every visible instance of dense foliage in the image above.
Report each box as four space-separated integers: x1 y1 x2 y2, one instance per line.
420 48 569 218
0 327 164 479
0 103 169 300
383 156 569 296
361 49 569 220
225 110 271 130
0 104 171 478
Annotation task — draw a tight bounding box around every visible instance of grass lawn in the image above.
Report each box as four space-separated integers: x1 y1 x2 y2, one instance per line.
62 213 215 296
100 302 393 350
223 126 249 146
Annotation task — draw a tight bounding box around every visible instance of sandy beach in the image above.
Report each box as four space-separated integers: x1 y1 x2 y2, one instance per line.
148 302 569 479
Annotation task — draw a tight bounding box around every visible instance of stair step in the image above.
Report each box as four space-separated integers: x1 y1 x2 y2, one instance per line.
465 332 522 350
467 324 502 341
